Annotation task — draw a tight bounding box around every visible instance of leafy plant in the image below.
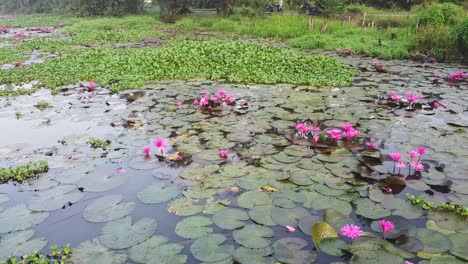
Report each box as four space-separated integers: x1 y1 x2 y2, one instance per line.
407 194 468 217
3 244 72 264
0 161 49 183
88 138 111 149
415 3 463 26
453 18 468 62
34 101 52 110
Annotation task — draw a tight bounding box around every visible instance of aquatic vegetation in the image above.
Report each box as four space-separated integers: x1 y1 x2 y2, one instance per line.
218 149 229 160
379 219 395 238
0 161 48 183
193 89 238 112
153 138 168 155
88 137 111 149
3 244 71 264
34 101 52 110
142 146 150 156
407 194 468 217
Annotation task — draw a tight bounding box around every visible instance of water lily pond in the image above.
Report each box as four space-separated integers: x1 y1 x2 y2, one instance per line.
0 55 467 264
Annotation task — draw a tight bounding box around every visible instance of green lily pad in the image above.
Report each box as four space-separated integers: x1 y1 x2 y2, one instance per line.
350 249 403 264
0 230 47 261
237 175 269 190
219 163 250 178
413 228 452 254
427 210 467 231
99 216 157 249
249 205 276 227
233 247 275 264
128 156 163 170
190 234 234 263
312 221 338 248
271 207 310 227
355 199 391 220
28 185 83 212
78 170 125 192
84 195 135 223
168 198 203 216
233 224 274 249
0 204 48 233
237 191 272 209
392 201 424 219
319 237 349 257
203 198 231 214
213 208 249 230
137 182 181 204
73 239 127 264
323 209 354 230
175 216 213 239
370 215 412 239
448 233 468 260
429 255 466 264
128 235 186 264
272 237 316 264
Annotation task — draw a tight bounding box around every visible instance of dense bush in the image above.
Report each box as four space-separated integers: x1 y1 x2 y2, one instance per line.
410 25 460 60
453 18 468 61
416 3 463 26
67 0 144 16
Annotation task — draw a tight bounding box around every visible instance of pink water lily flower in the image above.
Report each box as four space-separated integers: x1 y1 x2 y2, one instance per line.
389 152 402 162
383 187 392 193
309 126 320 132
154 138 168 155
201 90 210 96
405 261 414 264
327 129 342 141
405 93 416 102
199 96 209 106
116 168 126 173
142 147 151 156
87 82 97 90
218 149 229 159
216 90 227 98
417 147 426 155
210 96 218 102
176 101 182 107
433 73 440 78
193 99 199 106
410 161 424 171
409 150 419 159
296 123 309 135
343 128 360 139
380 220 395 238
342 123 354 132
390 92 402 101
340 224 363 239
313 135 319 143
224 94 236 104
14 61 22 67
286 225 296 232
366 142 377 148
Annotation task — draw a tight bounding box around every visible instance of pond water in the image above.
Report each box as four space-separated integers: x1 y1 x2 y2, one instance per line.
0 56 467 264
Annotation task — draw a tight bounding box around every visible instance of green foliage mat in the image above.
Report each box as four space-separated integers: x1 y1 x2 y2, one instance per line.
0 40 354 92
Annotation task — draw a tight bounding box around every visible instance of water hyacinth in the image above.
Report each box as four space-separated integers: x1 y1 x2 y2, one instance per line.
340 224 363 239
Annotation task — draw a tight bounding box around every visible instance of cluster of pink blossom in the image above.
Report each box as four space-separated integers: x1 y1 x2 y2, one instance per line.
193 89 236 110
388 92 424 103
295 122 320 143
449 71 467 83
0 26 9 33
340 219 394 240
327 123 360 141
410 52 436 63
142 138 168 157
30 27 54 33
337 48 352 56
389 147 426 175
371 61 385 70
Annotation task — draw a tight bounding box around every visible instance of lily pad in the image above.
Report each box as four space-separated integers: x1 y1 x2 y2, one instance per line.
237 191 272 209
233 224 274 249
203 198 231 214
99 216 157 249
271 207 311 227
83 195 135 223
28 185 83 212
0 204 48 233
137 182 181 204
128 235 186 264
73 239 127 264
190 234 234 263
233 247 275 264
413 228 452 254
128 156 163 170
355 199 391 220
249 205 276 226
168 198 203 216
78 170 125 192
272 237 316 264
318 238 349 256
298 215 321 236
448 233 468 260
312 221 338 248
213 208 249 230
175 216 213 239
0 230 47 261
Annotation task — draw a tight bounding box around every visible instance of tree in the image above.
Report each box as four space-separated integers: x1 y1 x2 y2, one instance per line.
158 0 191 22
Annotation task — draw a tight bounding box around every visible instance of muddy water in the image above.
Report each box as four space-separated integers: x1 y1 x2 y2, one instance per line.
0 56 467 264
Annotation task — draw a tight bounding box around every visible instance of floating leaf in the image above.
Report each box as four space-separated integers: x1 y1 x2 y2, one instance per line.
175 216 213 239
298 215 321 236
128 156 163 170
249 205 276 227
318 238 349 256
312 221 338 248
73 239 127 264
213 208 249 230
83 195 135 223
99 216 157 249
203 198 231 214
137 182 181 204
272 237 316 264
0 230 47 261
350 249 403 264
233 224 274 249
190 234 234 263
128 235 186 264
271 207 310 227
237 191 272 209
413 228 452 254
168 198 203 216
28 185 83 212
0 204 48 233
355 199 391 220
448 233 468 261
78 170 125 192
233 247 275 264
